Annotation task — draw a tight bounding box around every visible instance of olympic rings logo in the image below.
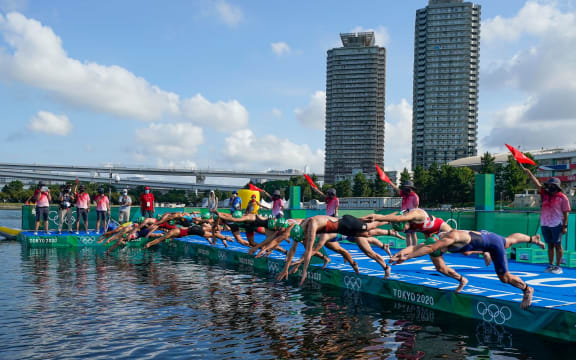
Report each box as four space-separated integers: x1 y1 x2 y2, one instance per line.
476 302 512 325
79 237 95 245
47 210 76 226
267 261 281 273
446 218 458 229
343 275 362 291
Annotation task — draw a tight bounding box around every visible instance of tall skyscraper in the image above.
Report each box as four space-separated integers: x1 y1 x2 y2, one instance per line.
324 32 386 184
412 0 480 169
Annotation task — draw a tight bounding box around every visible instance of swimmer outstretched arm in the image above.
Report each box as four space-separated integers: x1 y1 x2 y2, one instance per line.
390 243 436 264
277 241 299 281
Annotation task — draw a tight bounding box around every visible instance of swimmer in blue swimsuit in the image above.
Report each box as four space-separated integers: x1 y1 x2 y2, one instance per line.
390 230 545 309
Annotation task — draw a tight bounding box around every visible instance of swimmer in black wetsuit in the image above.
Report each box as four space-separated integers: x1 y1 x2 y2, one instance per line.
297 215 402 286
217 211 273 248
390 230 546 309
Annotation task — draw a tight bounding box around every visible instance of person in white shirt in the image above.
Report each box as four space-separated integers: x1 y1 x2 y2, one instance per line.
118 189 132 223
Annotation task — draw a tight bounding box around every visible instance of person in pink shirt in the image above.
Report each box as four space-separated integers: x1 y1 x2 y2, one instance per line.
311 187 339 217
94 188 110 234
525 169 571 274
390 180 420 247
390 180 420 212
261 189 285 219
34 184 51 235
74 184 91 234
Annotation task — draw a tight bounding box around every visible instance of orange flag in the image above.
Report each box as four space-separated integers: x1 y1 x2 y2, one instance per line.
375 164 393 185
248 183 264 192
303 174 319 189
505 144 536 166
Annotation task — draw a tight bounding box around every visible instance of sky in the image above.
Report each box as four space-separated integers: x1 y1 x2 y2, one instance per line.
0 0 575 183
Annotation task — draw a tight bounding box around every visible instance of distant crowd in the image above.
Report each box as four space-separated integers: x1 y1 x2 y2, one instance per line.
28 181 154 235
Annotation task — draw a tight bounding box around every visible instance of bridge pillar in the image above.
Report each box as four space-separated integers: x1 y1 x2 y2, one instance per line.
196 175 206 184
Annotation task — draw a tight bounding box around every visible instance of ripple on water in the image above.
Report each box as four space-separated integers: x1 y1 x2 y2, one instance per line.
0 238 575 359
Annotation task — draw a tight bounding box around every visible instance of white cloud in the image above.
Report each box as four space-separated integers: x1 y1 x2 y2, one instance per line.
27 111 72 136
271 41 291 56
385 99 412 171
480 2 576 151
482 2 576 43
215 0 243 27
272 108 282 118
223 129 324 173
135 123 204 161
350 25 390 47
294 91 325 130
0 12 249 131
181 94 248 131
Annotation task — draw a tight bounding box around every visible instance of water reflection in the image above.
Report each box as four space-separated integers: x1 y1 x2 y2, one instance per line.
0 244 572 359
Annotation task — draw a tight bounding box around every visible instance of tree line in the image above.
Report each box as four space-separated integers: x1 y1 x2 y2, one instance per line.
0 152 537 208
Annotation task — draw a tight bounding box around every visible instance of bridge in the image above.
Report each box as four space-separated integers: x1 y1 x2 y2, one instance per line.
0 162 324 191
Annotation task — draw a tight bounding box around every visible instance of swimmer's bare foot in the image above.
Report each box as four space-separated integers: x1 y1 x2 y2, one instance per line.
483 252 492 266
455 276 468 293
248 247 258 255
384 265 391 279
530 235 545 250
351 261 359 275
322 257 331 270
222 238 229 248
521 285 534 310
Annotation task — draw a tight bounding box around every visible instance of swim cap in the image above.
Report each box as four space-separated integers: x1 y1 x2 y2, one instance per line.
168 220 175 226
232 210 243 218
276 218 288 229
267 218 277 230
138 216 146 223
211 213 219 221
391 221 406 232
156 214 163 220
290 225 304 242
201 212 211 220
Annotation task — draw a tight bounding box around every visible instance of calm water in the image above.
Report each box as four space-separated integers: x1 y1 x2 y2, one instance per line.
0 209 574 359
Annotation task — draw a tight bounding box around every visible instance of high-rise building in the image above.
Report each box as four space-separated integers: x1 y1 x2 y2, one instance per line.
324 32 386 184
412 0 481 169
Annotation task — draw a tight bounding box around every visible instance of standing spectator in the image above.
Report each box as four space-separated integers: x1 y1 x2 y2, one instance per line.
390 180 420 212
118 189 132 223
311 187 339 217
261 189 284 219
208 190 218 213
94 188 110 233
524 169 571 274
34 184 51 235
140 186 155 218
229 191 242 212
26 181 44 205
57 183 74 234
245 194 268 215
390 180 420 247
74 184 90 234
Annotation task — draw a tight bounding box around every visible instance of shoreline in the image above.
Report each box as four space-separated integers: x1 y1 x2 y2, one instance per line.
0 204 22 210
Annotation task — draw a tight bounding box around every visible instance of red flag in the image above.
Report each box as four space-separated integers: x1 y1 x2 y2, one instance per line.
505 144 536 166
375 164 393 185
248 183 263 192
303 174 319 189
